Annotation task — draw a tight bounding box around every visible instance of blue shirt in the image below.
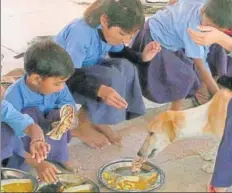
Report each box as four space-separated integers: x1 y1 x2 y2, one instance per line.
1 100 34 137
53 18 124 68
149 0 209 66
4 75 76 114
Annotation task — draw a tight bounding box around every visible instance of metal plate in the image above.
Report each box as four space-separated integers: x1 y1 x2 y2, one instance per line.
1 168 39 192
37 173 100 192
97 158 165 192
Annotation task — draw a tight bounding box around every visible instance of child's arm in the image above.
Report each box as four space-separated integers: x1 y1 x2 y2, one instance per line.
25 152 61 184
193 58 220 95
67 74 128 109
109 42 161 64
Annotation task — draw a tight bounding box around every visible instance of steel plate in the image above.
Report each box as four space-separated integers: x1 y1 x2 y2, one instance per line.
97 158 165 192
1 168 39 192
37 173 100 192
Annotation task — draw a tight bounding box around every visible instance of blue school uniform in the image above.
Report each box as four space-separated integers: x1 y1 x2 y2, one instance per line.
211 99 232 188
4 75 76 164
131 0 211 103
53 19 124 68
4 75 76 114
54 18 146 125
1 100 34 137
149 0 209 67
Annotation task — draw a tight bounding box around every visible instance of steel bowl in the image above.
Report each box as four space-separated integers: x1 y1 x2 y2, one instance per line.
37 173 100 192
97 157 165 192
1 168 39 192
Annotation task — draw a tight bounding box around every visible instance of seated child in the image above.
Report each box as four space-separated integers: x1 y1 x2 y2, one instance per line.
132 0 232 110
1 86 51 180
4 39 77 183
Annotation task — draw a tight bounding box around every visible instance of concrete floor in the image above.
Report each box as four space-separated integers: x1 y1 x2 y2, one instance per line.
1 0 231 192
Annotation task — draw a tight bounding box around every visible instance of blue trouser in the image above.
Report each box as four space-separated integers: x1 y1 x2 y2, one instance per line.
21 107 71 164
1 123 29 171
211 99 232 187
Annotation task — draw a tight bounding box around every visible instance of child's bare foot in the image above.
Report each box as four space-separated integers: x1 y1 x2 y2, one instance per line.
71 107 111 149
95 124 122 145
71 125 111 149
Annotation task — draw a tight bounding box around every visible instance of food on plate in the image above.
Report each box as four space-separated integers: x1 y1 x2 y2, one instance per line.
1 179 33 192
103 171 158 191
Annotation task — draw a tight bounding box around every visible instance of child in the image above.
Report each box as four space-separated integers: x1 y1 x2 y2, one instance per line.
53 0 160 149
188 25 232 193
132 0 232 110
189 26 232 91
1 86 52 180
4 39 77 183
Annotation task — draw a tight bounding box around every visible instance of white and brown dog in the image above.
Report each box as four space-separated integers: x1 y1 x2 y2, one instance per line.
137 89 232 173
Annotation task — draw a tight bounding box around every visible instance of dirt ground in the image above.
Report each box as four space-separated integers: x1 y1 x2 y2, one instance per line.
1 0 231 192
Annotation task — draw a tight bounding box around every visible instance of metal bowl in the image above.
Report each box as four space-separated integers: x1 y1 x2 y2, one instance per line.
97 158 165 192
37 173 100 192
1 168 39 192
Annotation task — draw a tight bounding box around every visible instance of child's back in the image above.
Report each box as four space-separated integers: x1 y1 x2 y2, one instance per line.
149 0 207 59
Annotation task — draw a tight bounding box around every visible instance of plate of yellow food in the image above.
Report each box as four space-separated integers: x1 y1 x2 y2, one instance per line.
1 168 38 192
37 174 100 193
97 158 165 192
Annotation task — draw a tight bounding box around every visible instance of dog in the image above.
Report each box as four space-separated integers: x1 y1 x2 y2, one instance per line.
137 89 232 173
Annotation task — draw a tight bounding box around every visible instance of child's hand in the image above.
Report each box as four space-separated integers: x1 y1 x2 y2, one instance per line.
142 41 161 62
188 26 224 46
30 139 50 163
36 161 61 184
98 85 128 109
26 124 50 163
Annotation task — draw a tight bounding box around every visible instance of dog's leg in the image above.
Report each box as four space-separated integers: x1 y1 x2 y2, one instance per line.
199 148 217 162
199 141 219 174
202 161 215 174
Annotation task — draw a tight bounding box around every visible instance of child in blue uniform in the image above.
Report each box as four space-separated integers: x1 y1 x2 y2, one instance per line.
132 0 232 110
54 0 160 149
4 39 77 183
1 99 50 167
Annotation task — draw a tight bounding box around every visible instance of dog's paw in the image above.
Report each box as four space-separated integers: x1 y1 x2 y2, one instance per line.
202 163 214 174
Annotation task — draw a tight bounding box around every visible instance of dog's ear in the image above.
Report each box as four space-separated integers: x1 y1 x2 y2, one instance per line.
148 111 173 132
163 121 176 142
173 112 186 128
148 115 163 132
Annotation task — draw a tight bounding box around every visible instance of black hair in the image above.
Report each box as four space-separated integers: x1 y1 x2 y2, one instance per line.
24 39 74 78
84 0 145 33
204 0 232 28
